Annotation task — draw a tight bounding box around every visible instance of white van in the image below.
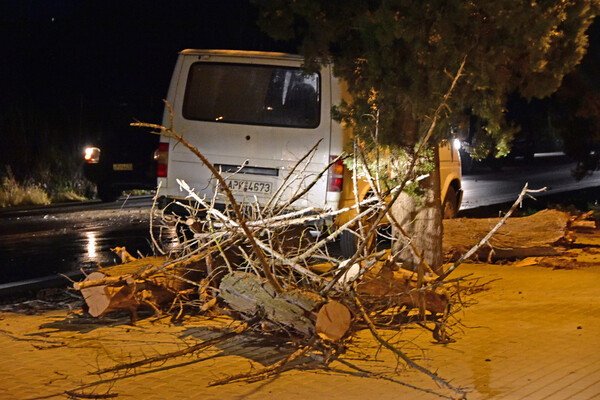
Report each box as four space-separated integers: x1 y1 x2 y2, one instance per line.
155 50 461 234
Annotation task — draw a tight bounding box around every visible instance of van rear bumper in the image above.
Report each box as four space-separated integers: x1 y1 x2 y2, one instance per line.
157 196 225 218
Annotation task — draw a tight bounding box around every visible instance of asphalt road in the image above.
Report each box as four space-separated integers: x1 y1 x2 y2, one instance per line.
0 195 159 297
460 154 600 211
0 193 154 219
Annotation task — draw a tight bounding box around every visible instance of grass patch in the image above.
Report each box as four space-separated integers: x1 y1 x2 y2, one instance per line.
123 189 154 197
50 190 88 203
0 173 51 207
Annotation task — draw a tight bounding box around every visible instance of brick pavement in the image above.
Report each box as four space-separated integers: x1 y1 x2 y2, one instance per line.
1 249 600 399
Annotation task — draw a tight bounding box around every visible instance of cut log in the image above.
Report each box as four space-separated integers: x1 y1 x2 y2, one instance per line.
315 300 352 341
77 257 179 324
443 209 571 262
79 272 141 323
356 263 448 314
79 275 176 324
570 220 596 230
100 256 167 276
75 256 168 291
219 272 323 336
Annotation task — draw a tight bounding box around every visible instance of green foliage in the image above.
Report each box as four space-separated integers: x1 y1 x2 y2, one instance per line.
345 139 435 194
466 119 517 160
254 0 599 153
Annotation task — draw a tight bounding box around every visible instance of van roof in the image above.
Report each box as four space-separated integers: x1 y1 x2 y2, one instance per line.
179 49 304 62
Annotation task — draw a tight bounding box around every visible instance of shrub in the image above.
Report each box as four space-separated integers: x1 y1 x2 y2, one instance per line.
0 171 51 207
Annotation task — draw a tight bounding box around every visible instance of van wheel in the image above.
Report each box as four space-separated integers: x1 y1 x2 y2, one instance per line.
442 186 458 219
339 229 357 259
97 186 122 202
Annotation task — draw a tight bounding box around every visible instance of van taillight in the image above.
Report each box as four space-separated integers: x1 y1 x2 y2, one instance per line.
328 156 344 192
154 142 169 177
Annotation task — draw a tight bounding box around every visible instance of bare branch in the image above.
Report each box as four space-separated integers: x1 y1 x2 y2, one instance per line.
133 104 283 293
436 183 546 282
354 296 466 398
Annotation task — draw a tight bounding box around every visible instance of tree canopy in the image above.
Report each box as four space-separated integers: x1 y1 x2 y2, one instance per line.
254 0 600 154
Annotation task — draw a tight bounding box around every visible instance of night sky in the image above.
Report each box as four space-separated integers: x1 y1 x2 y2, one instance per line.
0 1 292 122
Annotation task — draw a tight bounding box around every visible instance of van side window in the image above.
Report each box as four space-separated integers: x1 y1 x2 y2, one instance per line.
183 63 320 128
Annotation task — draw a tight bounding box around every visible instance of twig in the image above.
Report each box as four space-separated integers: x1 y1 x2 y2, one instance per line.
357 144 435 275
149 181 166 255
208 336 316 386
262 139 322 212
133 104 284 293
321 57 467 296
176 179 238 228
352 138 367 254
64 390 118 399
93 329 242 375
252 236 324 282
276 153 349 213
291 204 379 265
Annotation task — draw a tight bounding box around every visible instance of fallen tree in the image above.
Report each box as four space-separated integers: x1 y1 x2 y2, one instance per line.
72 122 584 399
71 70 554 398
443 208 573 262
72 137 478 397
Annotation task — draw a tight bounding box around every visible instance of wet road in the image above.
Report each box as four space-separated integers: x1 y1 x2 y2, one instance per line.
0 195 162 295
460 154 600 210
0 225 153 282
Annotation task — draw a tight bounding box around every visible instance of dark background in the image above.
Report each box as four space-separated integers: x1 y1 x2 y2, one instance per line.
1 1 599 190
0 1 296 191
0 0 293 120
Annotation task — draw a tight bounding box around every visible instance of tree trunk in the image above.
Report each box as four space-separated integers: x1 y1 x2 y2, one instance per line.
443 208 571 262
391 148 444 274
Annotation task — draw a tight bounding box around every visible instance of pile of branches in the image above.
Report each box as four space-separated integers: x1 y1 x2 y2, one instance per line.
73 122 495 398
71 62 518 396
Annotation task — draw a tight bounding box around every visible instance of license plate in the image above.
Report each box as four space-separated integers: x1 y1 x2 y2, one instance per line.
113 163 133 171
225 179 272 194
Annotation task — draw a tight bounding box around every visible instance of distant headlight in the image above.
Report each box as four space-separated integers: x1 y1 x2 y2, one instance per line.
84 147 101 163
453 138 461 150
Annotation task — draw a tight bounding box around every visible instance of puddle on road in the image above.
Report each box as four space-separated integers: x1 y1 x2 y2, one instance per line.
0 226 176 284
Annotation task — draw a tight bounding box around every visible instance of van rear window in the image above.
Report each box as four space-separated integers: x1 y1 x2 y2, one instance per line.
183 63 320 128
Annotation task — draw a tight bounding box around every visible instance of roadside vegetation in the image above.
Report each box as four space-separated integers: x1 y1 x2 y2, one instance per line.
0 105 96 207
0 167 91 207
0 170 50 207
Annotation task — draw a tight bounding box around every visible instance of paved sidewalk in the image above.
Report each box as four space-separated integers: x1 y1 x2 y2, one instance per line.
1 241 600 399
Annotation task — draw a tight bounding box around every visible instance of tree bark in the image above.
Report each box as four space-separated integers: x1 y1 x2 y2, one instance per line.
442 208 571 262
391 148 444 274
218 272 323 336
